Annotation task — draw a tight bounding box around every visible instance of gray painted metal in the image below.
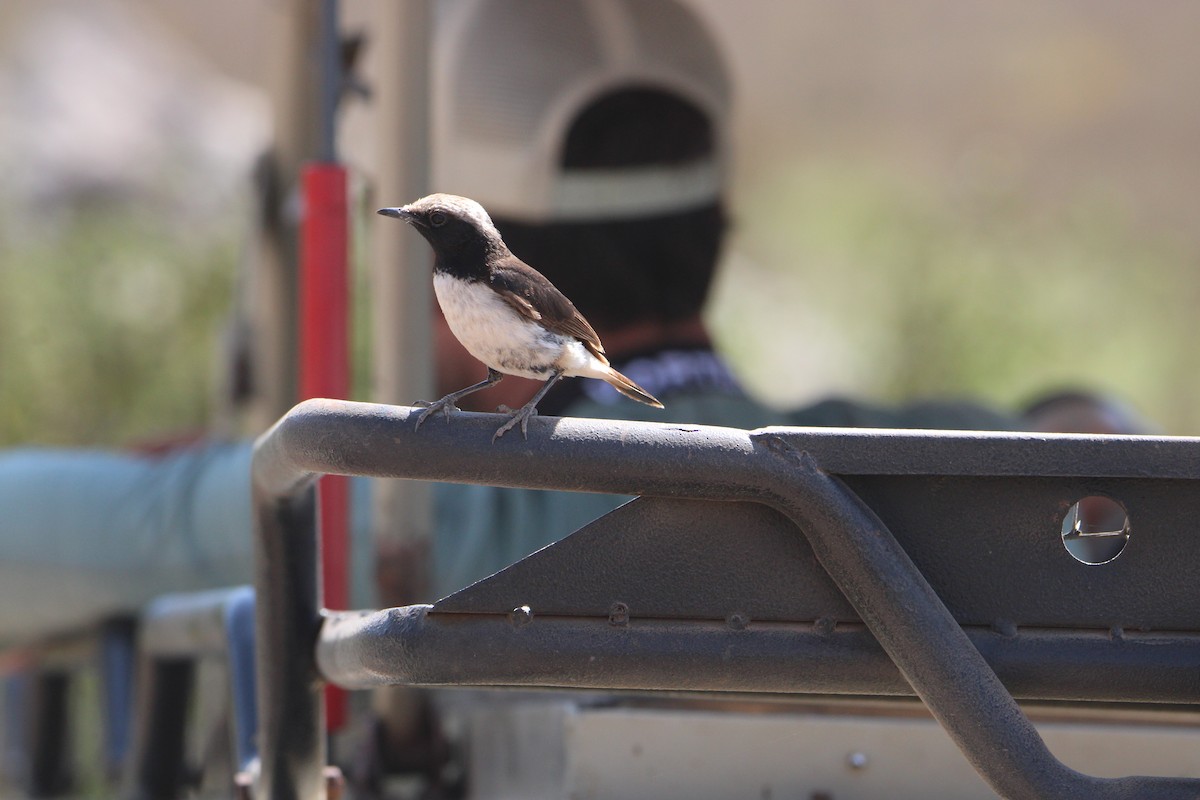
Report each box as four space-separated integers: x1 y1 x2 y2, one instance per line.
132 586 260 787
252 482 324 800
315 0 341 164
317 607 1200 703
435 486 1200 631
252 399 1200 800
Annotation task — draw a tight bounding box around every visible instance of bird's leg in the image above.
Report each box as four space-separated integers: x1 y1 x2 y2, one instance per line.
492 370 563 442
414 367 503 431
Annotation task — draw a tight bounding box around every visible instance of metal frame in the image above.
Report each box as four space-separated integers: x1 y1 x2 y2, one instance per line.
126 587 258 799
251 398 1200 800
0 619 137 798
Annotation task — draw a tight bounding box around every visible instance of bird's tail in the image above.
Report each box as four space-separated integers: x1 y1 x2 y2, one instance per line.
604 367 664 409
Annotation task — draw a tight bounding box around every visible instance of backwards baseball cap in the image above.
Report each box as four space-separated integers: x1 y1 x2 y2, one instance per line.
433 0 732 223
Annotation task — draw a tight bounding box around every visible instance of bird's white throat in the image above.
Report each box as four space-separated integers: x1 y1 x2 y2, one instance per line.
433 272 605 381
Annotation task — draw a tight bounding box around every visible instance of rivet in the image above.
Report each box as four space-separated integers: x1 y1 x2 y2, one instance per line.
847 751 869 770
727 612 749 631
508 605 533 628
608 602 630 626
992 619 1018 638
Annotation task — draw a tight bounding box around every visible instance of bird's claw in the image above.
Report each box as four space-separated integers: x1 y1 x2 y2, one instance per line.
492 405 538 443
413 397 459 431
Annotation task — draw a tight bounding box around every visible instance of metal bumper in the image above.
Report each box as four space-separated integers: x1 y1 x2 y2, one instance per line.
251 399 1200 799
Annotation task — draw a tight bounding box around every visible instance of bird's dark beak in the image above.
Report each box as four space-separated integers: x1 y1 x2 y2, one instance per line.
378 206 427 228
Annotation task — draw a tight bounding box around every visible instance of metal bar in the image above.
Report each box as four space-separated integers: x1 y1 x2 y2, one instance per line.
252 401 1200 499
223 589 260 775
126 659 193 800
315 0 340 164
99 620 136 780
367 0 433 586
252 483 325 800
251 399 1200 800
252 400 763 500
26 671 71 798
296 160 351 731
141 588 251 658
317 608 1200 703
136 587 260 775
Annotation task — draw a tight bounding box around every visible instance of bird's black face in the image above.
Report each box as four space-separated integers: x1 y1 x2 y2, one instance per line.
377 194 505 267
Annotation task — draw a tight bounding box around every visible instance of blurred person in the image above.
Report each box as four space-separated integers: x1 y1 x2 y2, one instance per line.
0 4 769 794
362 0 807 788
0 442 254 643
0 5 1181 798
0 0 1022 638
352 3 798 793
0 0 751 660
1021 388 1154 435
0 3 1025 792
370 4 1028 791
787 395 1019 430
419 0 786 599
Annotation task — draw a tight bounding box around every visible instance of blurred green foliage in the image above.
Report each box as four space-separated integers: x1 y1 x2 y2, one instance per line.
713 158 1200 433
0 204 238 446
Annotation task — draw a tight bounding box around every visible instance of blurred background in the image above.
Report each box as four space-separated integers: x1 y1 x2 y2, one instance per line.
2 0 1198 446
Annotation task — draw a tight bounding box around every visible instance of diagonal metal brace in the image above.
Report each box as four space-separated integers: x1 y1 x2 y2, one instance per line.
750 434 1196 799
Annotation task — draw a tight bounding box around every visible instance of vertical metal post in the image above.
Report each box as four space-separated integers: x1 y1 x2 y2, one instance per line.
368 0 434 602
297 162 350 732
99 620 136 781
248 0 326 431
128 659 194 800
26 671 71 798
315 0 341 165
252 485 325 800
223 589 260 776
297 0 350 732
364 1 435 757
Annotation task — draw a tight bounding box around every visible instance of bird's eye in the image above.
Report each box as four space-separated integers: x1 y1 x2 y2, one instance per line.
429 211 447 227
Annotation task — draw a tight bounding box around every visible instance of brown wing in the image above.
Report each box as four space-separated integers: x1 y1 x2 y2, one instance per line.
489 255 608 362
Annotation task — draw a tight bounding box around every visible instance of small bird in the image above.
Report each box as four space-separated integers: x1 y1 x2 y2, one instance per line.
378 193 663 441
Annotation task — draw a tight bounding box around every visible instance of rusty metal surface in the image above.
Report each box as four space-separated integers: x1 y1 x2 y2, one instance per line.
252 399 1200 800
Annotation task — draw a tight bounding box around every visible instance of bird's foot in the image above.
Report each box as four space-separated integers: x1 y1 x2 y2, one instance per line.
492 404 538 443
413 396 460 431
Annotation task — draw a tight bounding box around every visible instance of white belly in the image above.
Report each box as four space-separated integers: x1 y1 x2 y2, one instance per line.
434 272 594 380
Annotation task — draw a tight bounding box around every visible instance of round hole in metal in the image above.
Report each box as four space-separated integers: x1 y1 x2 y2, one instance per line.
1061 496 1130 565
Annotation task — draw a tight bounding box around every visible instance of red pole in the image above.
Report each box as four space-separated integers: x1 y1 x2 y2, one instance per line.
298 161 349 731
